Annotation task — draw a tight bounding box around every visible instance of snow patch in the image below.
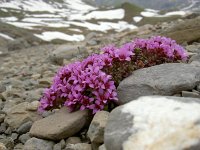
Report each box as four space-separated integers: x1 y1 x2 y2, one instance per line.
6 22 40 29
133 16 143 22
0 17 18 22
141 11 157 17
68 21 137 32
0 33 14 41
69 9 125 20
141 9 186 17
34 31 85 42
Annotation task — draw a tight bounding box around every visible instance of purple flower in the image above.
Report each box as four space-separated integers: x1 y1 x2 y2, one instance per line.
38 36 188 114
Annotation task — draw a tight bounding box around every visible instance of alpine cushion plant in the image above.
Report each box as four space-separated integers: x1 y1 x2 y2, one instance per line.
38 36 188 114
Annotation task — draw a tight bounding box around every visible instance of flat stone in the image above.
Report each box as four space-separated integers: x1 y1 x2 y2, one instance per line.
53 143 62 150
60 139 66 149
105 96 200 150
65 143 92 150
87 111 109 143
4 102 41 129
30 107 90 140
66 137 81 144
24 137 54 150
4 127 12 135
17 121 33 134
23 89 43 102
182 91 200 98
49 44 87 65
11 133 18 141
186 44 200 53
26 101 40 111
38 78 52 88
19 133 31 144
117 63 200 104
99 144 107 150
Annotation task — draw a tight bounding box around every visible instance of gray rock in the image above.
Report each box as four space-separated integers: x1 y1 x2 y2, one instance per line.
53 143 62 150
186 44 200 53
99 144 107 150
4 127 12 135
17 121 33 134
49 44 87 65
23 90 42 102
189 54 200 64
24 137 54 150
60 139 66 149
14 143 24 150
11 133 18 141
4 102 41 129
66 137 81 144
87 111 109 143
0 122 7 134
105 96 200 150
0 114 5 123
0 137 14 150
19 133 31 144
42 110 54 118
30 107 90 140
182 91 200 98
2 100 19 113
117 63 200 104
65 143 92 150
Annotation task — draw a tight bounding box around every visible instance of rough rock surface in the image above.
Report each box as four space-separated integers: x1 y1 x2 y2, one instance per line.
117 63 200 104
30 107 90 140
4 102 41 129
105 96 200 150
87 111 109 144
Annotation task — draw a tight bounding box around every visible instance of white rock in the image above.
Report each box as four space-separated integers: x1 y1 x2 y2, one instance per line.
105 96 200 150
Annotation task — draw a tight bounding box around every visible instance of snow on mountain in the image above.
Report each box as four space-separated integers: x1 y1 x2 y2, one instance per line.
0 0 190 42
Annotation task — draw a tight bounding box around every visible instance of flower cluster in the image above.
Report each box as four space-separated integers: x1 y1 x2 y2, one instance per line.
39 36 188 113
132 36 188 66
39 54 118 114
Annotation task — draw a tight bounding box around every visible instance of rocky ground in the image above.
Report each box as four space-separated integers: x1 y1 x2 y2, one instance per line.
0 14 200 150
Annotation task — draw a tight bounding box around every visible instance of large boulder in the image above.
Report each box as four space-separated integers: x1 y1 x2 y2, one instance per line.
30 107 90 140
105 96 200 150
117 63 200 104
4 102 41 129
